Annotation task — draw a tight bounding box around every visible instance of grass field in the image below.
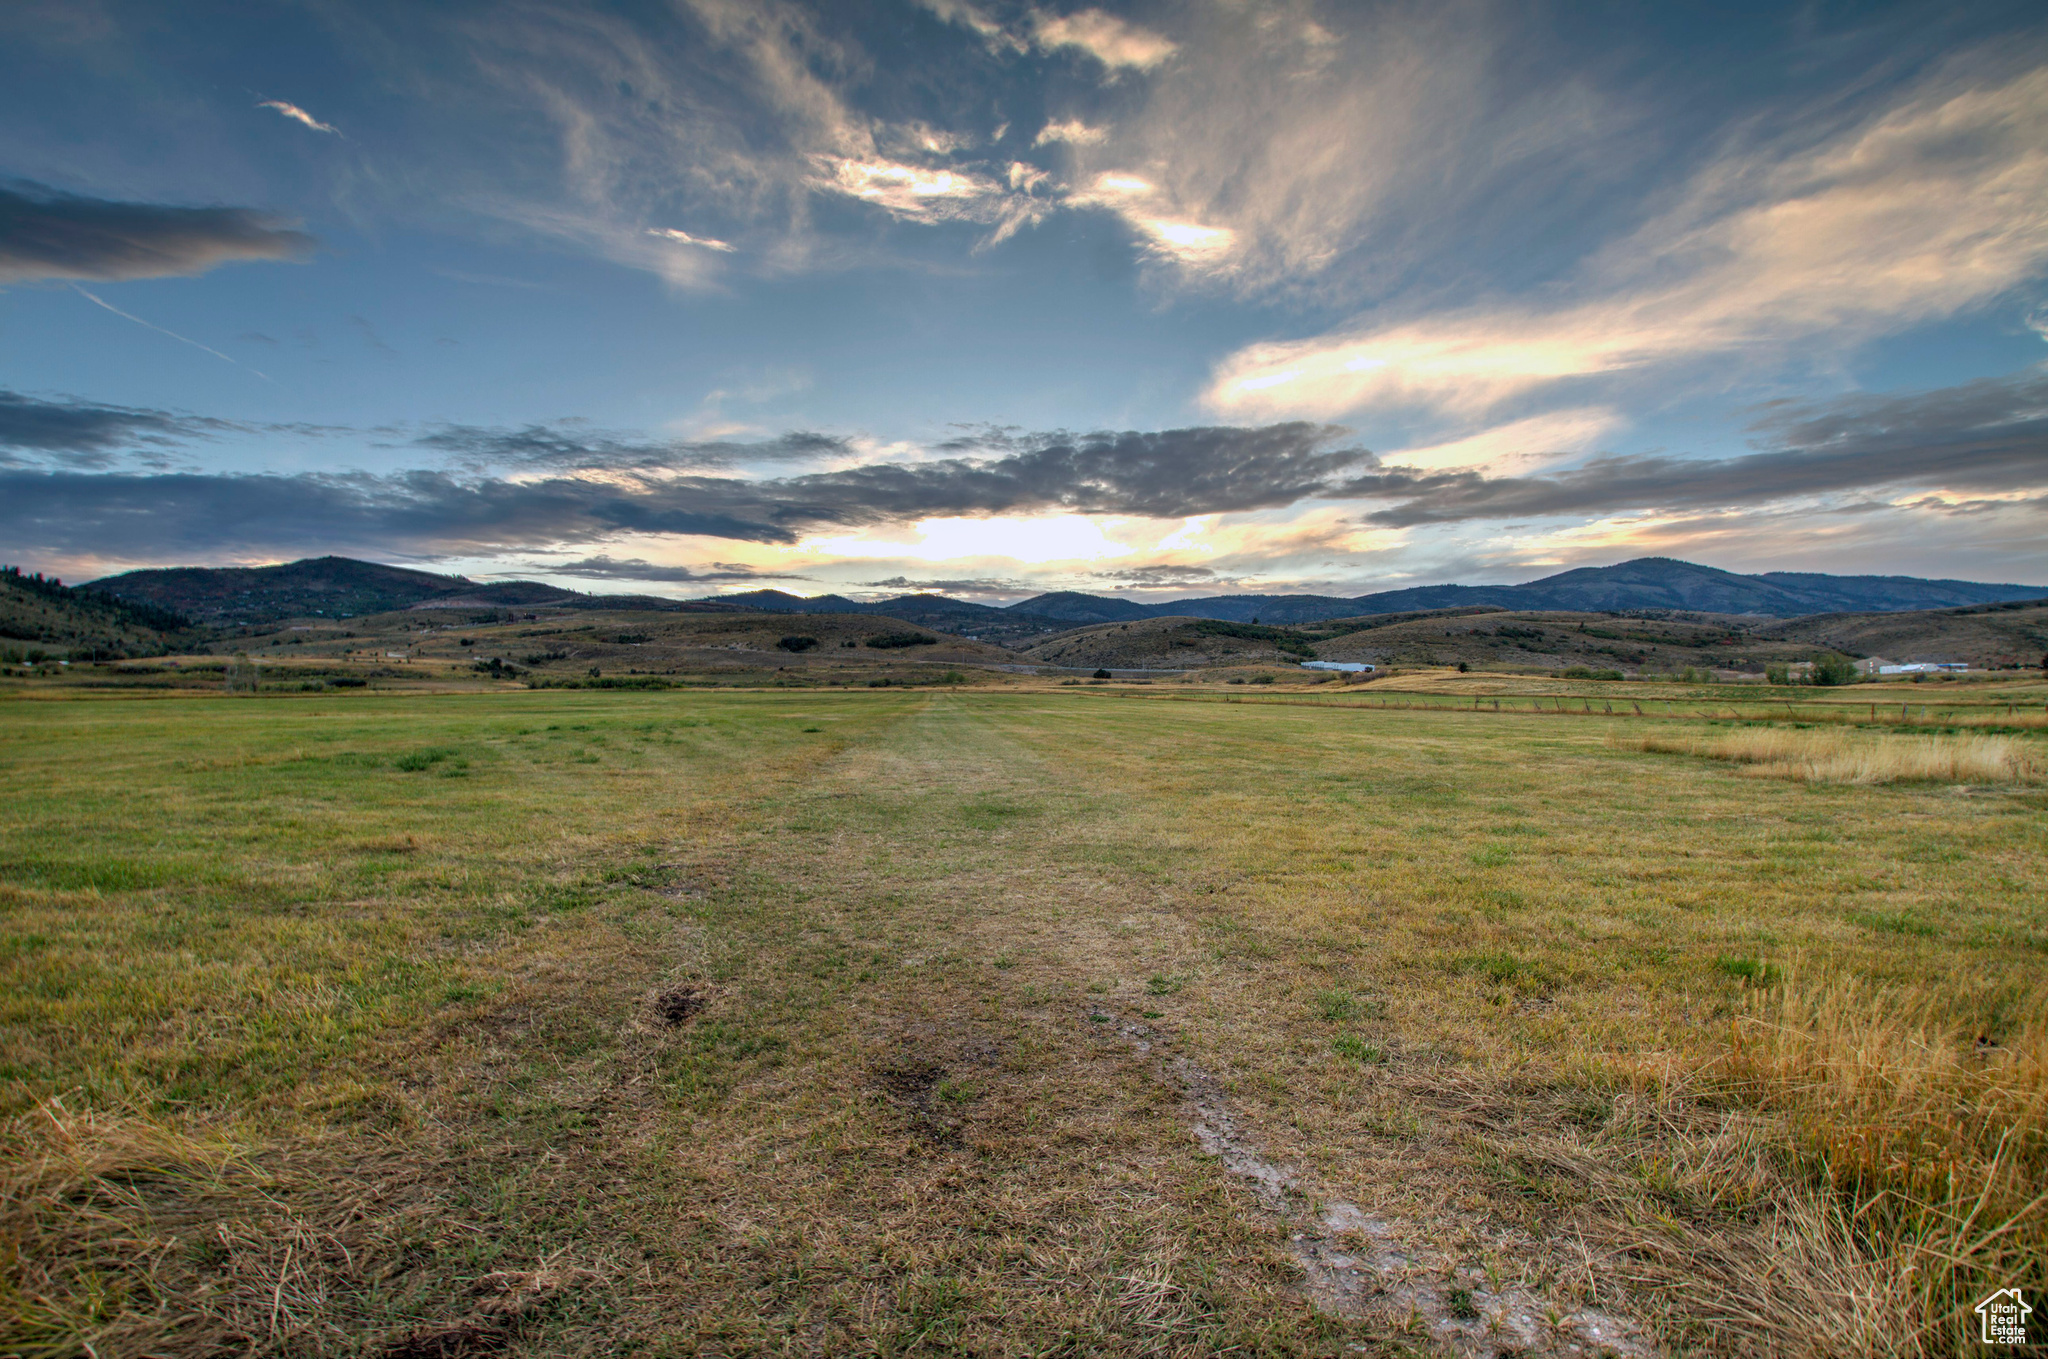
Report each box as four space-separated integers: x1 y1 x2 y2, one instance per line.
3 683 2044 1356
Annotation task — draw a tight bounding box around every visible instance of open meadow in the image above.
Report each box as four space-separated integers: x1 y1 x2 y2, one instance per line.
3 679 2044 1357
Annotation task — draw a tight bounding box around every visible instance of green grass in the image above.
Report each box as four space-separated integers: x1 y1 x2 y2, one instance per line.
2 685 2043 1356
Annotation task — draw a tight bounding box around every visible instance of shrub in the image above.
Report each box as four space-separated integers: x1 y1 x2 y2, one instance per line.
1811 651 1858 686
777 635 819 652
866 632 936 649
1093 668 1112 679
329 677 367 688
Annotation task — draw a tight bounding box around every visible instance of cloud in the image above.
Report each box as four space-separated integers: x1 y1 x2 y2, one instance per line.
414 421 849 472
860 575 1027 595
258 100 338 134
646 226 737 252
71 286 272 380
3 421 1375 558
1034 119 1107 146
0 180 315 283
1066 171 1236 269
1207 63 2048 419
1332 371 2048 526
533 554 803 582
811 156 1022 224
1031 9 1176 70
1385 408 1625 474
1091 564 1217 584
911 0 1020 52
0 389 227 468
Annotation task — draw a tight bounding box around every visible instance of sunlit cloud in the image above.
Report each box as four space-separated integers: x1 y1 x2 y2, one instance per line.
1069 172 1236 270
1031 9 1176 71
258 99 338 134
646 227 736 252
1383 408 1626 473
1208 65 2048 420
1034 119 1107 146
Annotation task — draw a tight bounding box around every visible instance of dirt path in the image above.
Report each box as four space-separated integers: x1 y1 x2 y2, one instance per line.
591 695 1653 1355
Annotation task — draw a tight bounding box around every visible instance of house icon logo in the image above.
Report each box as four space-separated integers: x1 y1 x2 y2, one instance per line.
1976 1288 2031 1346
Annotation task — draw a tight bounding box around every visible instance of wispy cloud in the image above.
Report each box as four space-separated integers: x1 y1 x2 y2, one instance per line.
646 226 737 252
860 575 1026 595
72 286 273 381
0 179 314 283
531 553 804 582
1091 564 1216 584
1207 64 2048 420
1030 9 1176 71
258 99 339 134
415 421 847 472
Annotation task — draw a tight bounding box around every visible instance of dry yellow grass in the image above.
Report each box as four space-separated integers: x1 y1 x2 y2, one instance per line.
5 687 2045 1354
1630 725 2046 783
1725 972 2048 1342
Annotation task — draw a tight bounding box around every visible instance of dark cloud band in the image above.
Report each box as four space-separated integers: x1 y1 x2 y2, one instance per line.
0 390 220 454
0 422 1370 558
0 180 314 283
7 374 2041 561
1337 373 2048 526
415 423 849 472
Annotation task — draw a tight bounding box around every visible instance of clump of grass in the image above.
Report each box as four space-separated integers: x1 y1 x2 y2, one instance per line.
1710 970 2048 1353
1626 728 2044 785
1313 988 1358 1021
1332 1034 1384 1064
1448 950 1527 984
1714 955 1781 985
393 747 458 772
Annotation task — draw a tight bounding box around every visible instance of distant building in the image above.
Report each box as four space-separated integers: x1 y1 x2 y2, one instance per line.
1300 661 1374 674
1878 662 1967 674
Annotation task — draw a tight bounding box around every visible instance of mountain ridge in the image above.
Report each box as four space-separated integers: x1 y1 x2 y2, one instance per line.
85 554 2046 627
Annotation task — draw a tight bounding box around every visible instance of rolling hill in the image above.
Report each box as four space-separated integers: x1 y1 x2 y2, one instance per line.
1 566 190 659
89 556 476 622
1007 557 2047 623
78 554 2047 636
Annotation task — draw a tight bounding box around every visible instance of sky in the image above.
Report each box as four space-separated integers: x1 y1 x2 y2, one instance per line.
2 0 2046 601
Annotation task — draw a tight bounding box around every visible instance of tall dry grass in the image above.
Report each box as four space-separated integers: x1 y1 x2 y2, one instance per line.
1720 973 2047 1353
1573 971 2048 1356
1629 727 2045 784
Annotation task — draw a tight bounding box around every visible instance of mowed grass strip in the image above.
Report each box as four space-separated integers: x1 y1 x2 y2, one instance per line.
1 686 2043 1356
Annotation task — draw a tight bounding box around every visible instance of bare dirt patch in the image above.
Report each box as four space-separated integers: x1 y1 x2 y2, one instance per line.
652 983 710 1026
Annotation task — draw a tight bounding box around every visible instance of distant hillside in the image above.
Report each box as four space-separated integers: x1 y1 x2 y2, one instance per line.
78 553 2047 633
1013 557 2048 623
1021 597 2048 675
1 566 189 659
91 556 473 622
1006 591 1155 624
710 588 1065 643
